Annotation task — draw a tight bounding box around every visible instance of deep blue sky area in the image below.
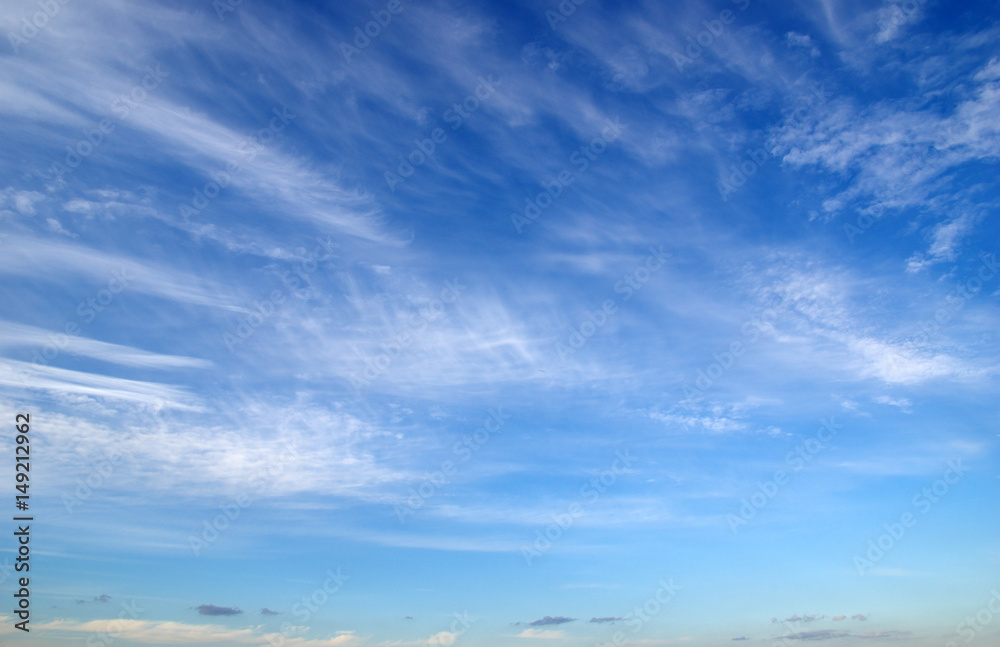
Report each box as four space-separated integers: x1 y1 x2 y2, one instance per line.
0 0 998 645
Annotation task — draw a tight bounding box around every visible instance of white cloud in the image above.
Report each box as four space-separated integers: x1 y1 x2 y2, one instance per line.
427 631 459 645
874 0 925 44
46 217 77 237
650 411 748 435
0 398 406 502
0 359 200 410
770 54 1000 237
33 618 362 646
0 321 212 370
907 211 979 272
0 234 243 311
872 395 912 412
515 628 566 639
745 258 975 386
786 31 820 57
846 336 966 385
0 186 45 216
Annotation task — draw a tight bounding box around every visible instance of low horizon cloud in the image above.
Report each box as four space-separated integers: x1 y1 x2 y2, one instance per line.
196 604 243 616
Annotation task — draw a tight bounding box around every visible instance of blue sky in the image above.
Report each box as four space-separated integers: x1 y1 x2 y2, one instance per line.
0 0 999 645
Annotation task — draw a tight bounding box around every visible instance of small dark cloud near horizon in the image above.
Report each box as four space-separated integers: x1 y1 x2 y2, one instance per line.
260 608 280 616
196 604 243 616
528 616 577 626
94 594 111 603
782 630 850 641
774 613 870 624
732 637 748 641
404 616 413 620
589 617 623 623
74 599 86 604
